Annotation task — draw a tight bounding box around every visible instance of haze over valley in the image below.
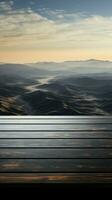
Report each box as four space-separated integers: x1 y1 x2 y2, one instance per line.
1 59 112 115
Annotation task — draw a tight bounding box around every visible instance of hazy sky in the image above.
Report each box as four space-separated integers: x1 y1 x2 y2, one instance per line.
0 0 112 63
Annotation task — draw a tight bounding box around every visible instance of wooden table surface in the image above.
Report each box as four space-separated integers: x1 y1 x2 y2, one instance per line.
0 116 112 183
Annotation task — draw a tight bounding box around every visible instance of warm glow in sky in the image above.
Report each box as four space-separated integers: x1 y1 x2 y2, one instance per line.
0 50 112 63
0 0 112 63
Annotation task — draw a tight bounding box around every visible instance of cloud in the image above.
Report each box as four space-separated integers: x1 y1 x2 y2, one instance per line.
0 3 112 53
0 1 13 12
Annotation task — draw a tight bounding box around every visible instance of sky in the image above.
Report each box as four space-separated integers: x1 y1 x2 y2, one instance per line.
0 0 112 63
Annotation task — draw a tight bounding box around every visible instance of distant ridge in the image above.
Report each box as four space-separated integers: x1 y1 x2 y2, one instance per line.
0 59 112 65
85 59 111 63
33 59 112 65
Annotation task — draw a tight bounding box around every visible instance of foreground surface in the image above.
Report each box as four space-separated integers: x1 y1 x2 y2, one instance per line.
0 116 112 183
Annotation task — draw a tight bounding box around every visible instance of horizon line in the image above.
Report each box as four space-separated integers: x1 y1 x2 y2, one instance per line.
0 58 112 65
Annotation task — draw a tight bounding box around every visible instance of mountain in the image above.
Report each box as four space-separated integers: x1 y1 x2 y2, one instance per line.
1 59 112 76
0 63 55 78
0 60 112 115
